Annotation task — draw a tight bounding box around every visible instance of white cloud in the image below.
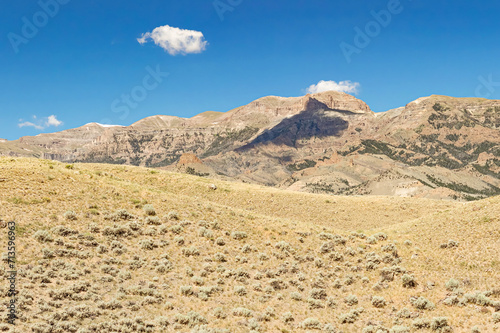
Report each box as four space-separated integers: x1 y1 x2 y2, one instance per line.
306 80 360 95
137 25 208 55
18 121 44 130
18 115 63 130
46 115 62 127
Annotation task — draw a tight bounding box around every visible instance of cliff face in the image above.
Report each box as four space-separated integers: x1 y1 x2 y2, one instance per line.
1 92 498 200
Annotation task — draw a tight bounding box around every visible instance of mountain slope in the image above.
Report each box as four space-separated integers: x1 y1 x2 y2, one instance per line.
0 92 498 201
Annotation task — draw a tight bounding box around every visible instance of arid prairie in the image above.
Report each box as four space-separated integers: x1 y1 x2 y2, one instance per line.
0 157 498 332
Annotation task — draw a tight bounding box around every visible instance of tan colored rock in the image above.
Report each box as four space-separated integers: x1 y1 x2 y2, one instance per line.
177 153 203 166
477 152 494 166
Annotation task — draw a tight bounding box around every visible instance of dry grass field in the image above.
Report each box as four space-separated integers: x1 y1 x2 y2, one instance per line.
0 157 498 332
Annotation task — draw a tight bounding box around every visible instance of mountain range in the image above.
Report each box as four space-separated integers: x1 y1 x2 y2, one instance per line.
1 91 499 201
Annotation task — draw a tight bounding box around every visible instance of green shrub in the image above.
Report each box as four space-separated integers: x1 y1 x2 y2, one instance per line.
167 211 179 220
214 253 227 262
329 251 344 261
52 225 78 236
234 286 247 296
256 253 269 261
326 297 337 308
33 230 53 243
412 318 431 329
390 326 410 333
363 325 378 333
146 216 161 225
96 245 108 254
465 292 494 306
440 240 459 248
231 231 248 240
232 307 253 317
64 211 77 221
182 247 200 257
108 209 134 221
198 227 213 238
338 310 359 324
290 292 302 301
380 267 395 282
324 323 336 332
42 248 55 259
445 278 460 291
140 239 155 250
430 317 449 331
282 312 294 323
299 318 321 329
344 295 358 306
157 316 170 328
180 286 194 296
396 308 411 319
374 232 388 240
174 236 185 246
411 297 435 310
371 296 386 308
143 204 156 216
310 288 327 300
88 223 100 233
402 274 418 288
214 307 226 319
319 241 335 253
170 225 183 234
344 275 355 285
308 298 324 309
174 311 207 327
275 241 292 252
332 279 342 288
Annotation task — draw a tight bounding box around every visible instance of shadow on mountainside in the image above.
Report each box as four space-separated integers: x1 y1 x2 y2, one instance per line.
237 97 350 150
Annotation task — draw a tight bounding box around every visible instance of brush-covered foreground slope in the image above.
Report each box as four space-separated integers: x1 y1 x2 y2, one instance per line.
0 158 499 332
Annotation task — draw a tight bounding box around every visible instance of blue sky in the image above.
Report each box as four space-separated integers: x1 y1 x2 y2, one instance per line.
1 0 500 140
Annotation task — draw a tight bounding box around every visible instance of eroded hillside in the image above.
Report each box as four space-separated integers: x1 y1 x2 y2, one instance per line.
0 93 498 201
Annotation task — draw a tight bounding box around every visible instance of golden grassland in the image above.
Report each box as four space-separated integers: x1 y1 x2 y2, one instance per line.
0 157 498 332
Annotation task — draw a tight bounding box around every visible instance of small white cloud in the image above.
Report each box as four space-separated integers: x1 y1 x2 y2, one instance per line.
18 115 63 130
18 121 44 130
306 80 361 95
46 115 62 127
137 25 208 55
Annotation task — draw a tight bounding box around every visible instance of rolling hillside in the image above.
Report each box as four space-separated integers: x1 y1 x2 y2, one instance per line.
0 157 498 332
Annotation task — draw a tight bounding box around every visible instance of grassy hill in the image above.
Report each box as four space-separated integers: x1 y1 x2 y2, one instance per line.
0 157 498 332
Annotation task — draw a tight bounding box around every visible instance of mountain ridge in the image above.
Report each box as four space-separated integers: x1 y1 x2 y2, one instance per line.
1 91 498 201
